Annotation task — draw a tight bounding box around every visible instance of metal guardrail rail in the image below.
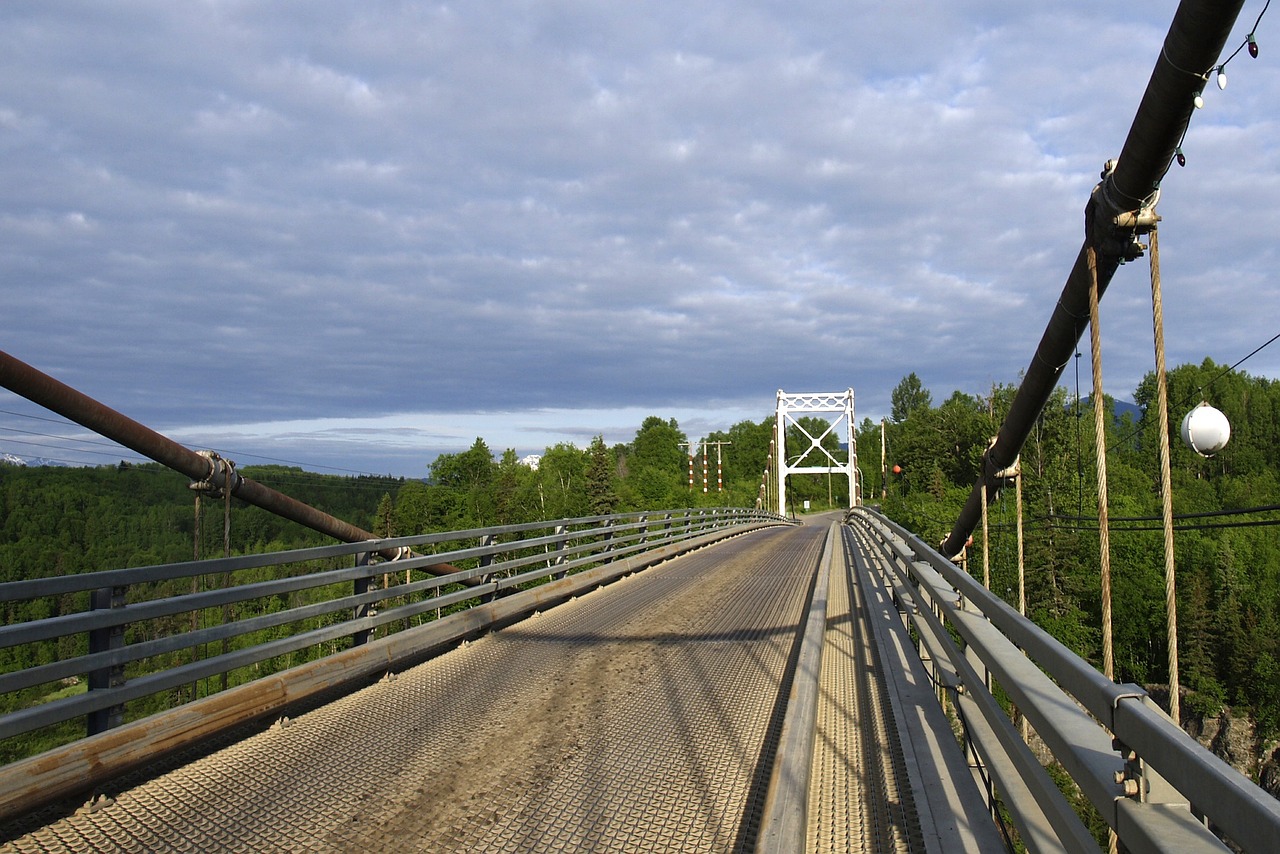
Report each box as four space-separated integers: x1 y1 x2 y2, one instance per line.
848 507 1280 854
0 506 788 820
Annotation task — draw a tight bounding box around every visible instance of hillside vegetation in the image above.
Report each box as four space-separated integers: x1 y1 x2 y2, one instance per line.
2 358 1277 749
864 361 1280 745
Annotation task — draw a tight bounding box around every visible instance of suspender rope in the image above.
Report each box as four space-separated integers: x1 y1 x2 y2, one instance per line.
1148 226 1181 725
1087 243 1115 682
981 481 990 588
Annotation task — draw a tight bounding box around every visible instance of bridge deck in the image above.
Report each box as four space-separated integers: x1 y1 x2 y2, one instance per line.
3 520 987 853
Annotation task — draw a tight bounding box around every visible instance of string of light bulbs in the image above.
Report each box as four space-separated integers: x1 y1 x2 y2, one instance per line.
1174 0 1271 168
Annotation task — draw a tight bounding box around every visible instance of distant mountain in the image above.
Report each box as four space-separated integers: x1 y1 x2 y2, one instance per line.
0 454 75 468
1074 397 1142 422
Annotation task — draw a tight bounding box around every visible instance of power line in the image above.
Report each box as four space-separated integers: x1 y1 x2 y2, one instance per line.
1 406 402 482
1101 327 1280 455
1047 503 1280 524
1040 517 1280 533
934 499 1280 535
1195 329 1280 399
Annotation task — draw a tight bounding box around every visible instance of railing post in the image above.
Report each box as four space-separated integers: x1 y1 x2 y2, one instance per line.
602 518 615 556
551 526 568 580
478 533 499 602
352 551 374 647
87 585 127 735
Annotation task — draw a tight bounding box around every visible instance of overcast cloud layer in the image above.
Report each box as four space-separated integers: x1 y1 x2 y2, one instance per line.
2 1 1277 476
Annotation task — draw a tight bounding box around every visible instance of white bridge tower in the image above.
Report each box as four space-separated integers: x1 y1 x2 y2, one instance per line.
775 389 858 516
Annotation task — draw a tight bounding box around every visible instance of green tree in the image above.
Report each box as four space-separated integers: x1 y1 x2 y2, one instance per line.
585 436 618 516
628 416 687 473
890 372 933 422
617 417 688 511
394 479 444 535
372 492 395 538
493 449 531 526
430 438 497 526
531 443 588 519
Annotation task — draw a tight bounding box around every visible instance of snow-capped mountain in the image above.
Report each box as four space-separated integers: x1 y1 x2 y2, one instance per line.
0 453 71 467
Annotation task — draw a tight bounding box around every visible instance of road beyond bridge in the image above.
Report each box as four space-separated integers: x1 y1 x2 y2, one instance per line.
2 518 997 853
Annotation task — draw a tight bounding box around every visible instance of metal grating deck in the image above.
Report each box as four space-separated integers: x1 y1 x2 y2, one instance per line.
807 526 924 854
4 524 825 853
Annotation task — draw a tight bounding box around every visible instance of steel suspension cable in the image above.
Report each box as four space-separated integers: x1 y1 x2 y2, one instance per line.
940 0 1248 559
981 481 991 588
1089 243 1122 854
1088 243 1115 682
1148 226 1181 725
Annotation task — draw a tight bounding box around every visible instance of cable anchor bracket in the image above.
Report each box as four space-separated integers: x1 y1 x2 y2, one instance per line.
1088 159 1162 263
188 450 242 498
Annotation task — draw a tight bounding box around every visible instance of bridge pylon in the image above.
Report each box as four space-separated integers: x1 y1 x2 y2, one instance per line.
775 389 857 516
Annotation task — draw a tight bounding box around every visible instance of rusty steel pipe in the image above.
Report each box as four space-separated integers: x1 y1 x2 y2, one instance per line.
0 348 452 569
941 0 1246 558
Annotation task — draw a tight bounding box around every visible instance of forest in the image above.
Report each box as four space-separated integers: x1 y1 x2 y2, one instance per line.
866 361 1280 742
2 358 1278 747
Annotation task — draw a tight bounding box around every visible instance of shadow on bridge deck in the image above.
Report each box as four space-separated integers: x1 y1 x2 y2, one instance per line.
3 520 993 853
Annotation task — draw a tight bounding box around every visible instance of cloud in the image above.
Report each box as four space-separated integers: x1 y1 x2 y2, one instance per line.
1 1 1276 475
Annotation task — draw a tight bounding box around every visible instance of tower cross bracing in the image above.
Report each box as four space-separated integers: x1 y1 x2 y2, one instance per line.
774 389 858 516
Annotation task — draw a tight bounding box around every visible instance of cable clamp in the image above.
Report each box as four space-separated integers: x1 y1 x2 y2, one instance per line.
188 450 241 497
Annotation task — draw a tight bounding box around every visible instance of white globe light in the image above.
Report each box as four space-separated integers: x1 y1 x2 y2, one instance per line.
1180 402 1231 457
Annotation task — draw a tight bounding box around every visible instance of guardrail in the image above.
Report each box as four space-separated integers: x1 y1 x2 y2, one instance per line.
847 506 1280 854
0 506 788 819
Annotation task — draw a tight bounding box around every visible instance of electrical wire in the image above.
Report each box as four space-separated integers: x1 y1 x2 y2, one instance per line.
1102 327 1280 456
940 501 1280 538
1162 0 1272 175
1194 329 1280 400
1049 503 1280 524
0 435 150 463
1041 517 1280 532
1219 0 1272 68
0 406 408 483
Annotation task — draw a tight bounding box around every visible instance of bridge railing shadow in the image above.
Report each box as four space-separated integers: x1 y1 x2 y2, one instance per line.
0 505 790 821
849 507 1280 854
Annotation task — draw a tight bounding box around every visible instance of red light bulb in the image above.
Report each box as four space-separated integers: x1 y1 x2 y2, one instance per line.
1248 34 1259 58
1175 147 1186 167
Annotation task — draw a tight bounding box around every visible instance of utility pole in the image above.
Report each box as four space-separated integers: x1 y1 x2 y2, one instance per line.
704 440 732 492
880 418 887 500
678 442 695 490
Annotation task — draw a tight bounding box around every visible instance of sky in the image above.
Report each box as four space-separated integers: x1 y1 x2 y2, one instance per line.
2 1 1277 478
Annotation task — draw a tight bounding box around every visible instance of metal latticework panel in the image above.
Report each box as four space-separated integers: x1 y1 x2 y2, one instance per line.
775 389 858 516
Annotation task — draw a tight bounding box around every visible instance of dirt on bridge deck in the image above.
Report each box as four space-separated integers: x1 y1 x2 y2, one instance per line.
5 523 829 853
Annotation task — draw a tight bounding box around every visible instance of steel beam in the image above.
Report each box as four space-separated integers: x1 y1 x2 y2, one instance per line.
942 0 1247 557
0 348 434 566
